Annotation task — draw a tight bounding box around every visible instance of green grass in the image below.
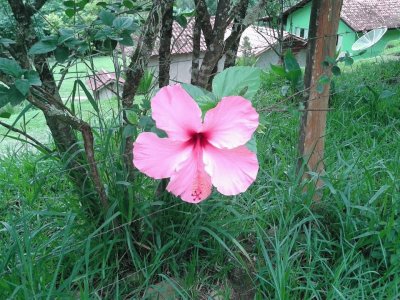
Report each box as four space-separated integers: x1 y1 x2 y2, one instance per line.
0 98 121 153
383 40 400 57
52 56 123 98
0 59 400 298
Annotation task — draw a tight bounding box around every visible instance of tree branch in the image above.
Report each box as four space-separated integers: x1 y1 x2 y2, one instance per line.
223 0 250 68
194 0 214 47
191 13 202 84
194 0 231 89
0 120 52 153
158 1 174 88
121 0 173 182
31 87 110 210
33 0 48 12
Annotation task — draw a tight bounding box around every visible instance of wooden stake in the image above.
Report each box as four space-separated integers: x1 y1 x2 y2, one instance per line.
298 0 343 196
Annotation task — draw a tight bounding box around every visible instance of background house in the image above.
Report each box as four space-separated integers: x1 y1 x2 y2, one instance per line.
229 25 307 69
280 0 400 57
87 69 125 100
125 20 307 84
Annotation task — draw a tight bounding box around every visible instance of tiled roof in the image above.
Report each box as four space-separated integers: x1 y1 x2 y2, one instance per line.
127 19 303 57
278 0 400 31
153 19 208 56
87 69 125 91
233 26 305 57
341 0 400 31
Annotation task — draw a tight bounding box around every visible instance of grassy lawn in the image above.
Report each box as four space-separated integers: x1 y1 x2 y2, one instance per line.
0 55 137 152
0 97 122 153
0 57 399 298
52 56 123 98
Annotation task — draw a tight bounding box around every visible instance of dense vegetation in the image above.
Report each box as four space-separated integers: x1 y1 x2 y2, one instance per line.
1 58 399 298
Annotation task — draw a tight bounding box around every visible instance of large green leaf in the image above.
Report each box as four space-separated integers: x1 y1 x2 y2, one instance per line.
270 64 286 77
283 49 302 84
99 10 115 26
284 49 301 73
119 31 134 46
181 83 217 113
0 85 25 109
0 58 23 77
14 79 30 96
212 66 261 101
28 38 58 55
54 46 70 63
58 29 75 44
24 70 42 86
113 17 134 30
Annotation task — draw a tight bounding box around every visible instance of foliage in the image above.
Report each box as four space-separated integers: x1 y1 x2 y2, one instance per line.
270 49 303 96
384 39 400 57
0 58 42 114
1 0 400 297
1 59 400 297
182 66 261 114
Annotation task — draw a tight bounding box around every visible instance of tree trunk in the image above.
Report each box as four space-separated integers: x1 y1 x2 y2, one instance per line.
7 0 108 214
193 0 230 89
192 0 263 88
191 14 202 84
297 0 343 194
121 0 174 182
158 1 174 87
223 0 250 69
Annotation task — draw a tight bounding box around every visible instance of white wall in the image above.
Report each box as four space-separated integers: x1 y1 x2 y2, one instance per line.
147 48 307 85
97 83 123 100
256 48 307 70
148 53 225 84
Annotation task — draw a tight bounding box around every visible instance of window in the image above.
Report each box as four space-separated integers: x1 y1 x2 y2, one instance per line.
303 29 309 39
336 34 343 50
295 27 309 39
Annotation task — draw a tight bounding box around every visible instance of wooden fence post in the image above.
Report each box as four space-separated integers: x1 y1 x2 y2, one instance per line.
298 0 343 195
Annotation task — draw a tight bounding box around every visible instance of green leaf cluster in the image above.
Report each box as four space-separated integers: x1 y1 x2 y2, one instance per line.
94 9 139 48
28 28 89 62
173 7 195 27
0 58 41 117
270 49 303 95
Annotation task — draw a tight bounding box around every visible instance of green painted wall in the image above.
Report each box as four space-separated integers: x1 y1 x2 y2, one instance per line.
284 2 400 58
356 29 400 58
337 21 357 54
285 2 313 33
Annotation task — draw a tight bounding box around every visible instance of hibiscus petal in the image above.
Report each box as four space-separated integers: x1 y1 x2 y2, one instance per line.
151 84 202 141
133 132 191 179
203 143 258 196
167 146 212 203
202 96 259 149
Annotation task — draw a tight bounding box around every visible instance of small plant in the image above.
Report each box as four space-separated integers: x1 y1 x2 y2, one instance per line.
270 49 303 96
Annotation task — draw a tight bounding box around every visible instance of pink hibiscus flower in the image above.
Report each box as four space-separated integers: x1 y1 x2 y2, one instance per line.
133 84 259 203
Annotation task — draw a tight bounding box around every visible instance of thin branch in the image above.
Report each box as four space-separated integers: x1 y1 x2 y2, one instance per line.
0 120 52 153
31 87 110 210
194 0 213 47
33 0 48 12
